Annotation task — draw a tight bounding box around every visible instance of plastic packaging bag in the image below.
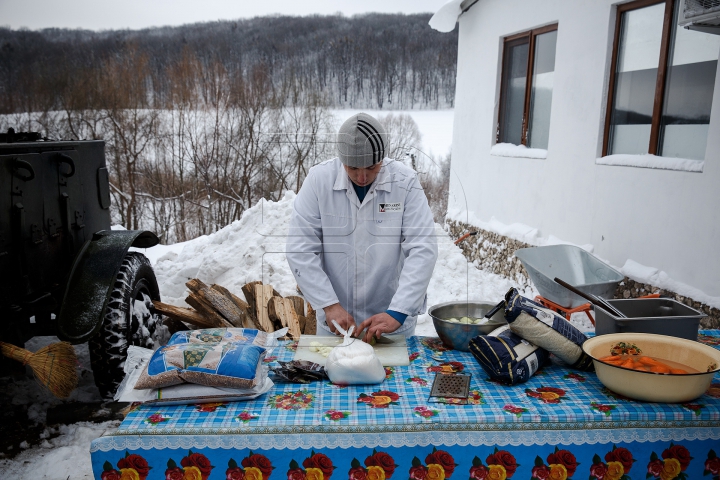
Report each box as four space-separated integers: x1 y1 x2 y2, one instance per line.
325 321 385 385
115 346 273 405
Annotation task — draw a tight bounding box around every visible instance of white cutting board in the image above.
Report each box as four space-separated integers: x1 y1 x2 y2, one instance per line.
293 334 410 367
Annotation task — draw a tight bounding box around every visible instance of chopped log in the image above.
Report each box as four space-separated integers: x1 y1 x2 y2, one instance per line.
254 284 276 332
298 315 307 334
241 281 262 321
211 284 255 330
185 293 234 328
153 300 222 329
305 303 317 335
287 295 305 317
208 284 251 328
185 279 244 327
268 297 302 340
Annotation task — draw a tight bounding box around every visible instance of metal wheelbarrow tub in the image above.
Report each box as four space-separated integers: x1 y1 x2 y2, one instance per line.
515 245 624 308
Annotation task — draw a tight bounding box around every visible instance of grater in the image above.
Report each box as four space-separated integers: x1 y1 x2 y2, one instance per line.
428 373 471 404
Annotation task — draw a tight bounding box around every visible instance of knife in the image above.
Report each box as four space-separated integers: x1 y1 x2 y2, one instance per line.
352 328 395 345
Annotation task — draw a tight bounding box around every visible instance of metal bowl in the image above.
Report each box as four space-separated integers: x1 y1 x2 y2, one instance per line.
583 332 720 403
428 301 507 351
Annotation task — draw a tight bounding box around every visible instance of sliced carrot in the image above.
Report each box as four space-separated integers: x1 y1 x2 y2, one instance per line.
599 355 622 362
620 359 636 369
637 356 662 366
669 368 688 375
650 365 671 374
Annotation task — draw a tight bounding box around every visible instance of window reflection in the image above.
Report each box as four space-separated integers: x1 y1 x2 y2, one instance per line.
500 41 529 146
528 30 557 150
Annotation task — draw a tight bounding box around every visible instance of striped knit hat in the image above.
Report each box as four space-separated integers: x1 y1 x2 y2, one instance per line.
337 113 388 168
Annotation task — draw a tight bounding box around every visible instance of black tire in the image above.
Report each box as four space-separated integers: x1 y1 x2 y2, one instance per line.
89 252 161 399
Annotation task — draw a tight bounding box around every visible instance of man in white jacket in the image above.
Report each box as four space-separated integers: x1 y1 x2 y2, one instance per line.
286 113 438 342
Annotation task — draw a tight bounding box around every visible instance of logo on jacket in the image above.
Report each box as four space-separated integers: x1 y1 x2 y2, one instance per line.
378 202 402 213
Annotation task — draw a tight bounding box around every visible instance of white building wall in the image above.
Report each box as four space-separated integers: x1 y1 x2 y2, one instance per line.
449 0 720 298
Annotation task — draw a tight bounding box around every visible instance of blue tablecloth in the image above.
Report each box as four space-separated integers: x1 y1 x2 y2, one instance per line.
91 331 720 480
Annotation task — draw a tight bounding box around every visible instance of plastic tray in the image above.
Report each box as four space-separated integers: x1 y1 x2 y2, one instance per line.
594 298 706 341
515 245 624 308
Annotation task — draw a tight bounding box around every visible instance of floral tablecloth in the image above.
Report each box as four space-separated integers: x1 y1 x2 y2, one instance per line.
91 331 720 480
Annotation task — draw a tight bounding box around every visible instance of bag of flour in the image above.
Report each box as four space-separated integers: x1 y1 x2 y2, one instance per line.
325 321 386 385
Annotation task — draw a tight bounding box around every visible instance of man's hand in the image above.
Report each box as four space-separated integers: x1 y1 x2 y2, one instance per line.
356 313 401 343
323 303 355 334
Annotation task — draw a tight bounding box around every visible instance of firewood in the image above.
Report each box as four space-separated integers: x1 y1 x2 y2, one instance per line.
184 279 244 327
241 281 262 321
211 284 254 330
304 303 317 335
298 315 307 334
254 284 276 332
287 295 305 316
268 297 302 340
153 300 222 329
185 293 234 328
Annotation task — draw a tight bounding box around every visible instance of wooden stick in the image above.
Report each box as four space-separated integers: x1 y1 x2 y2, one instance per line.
254 284 276 332
211 284 253 329
305 303 317 335
268 297 302 340
241 281 262 323
185 293 234 328
287 295 306 316
152 300 219 329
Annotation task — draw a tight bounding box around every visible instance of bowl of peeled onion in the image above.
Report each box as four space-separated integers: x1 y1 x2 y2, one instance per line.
582 332 720 403
428 301 507 351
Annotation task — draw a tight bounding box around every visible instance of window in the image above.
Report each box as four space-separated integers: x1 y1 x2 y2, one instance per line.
604 0 720 160
497 24 558 150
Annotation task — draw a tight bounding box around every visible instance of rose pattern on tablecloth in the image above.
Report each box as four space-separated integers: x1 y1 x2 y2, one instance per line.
409 352 421 362
525 386 566 404
531 446 578 480
144 413 170 425
194 402 227 413
263 356 278 363
589 444 635 480
166 450 214 480
349 449 398 480
234 411 260 423
288 451 336 480
285 342 298 352
503 405 527 417
421 338 450 354
647 443 693 480
268 390 314 410
405 376 428 387
324 409 351 421
590 402 617 416
705 449 720 480
681 403 704 416
468 448 519 479
226 451 274 480
427 362 464 374
358 390 401 409
385 367 395 380
101 451 152 480
563 372 586 382
413 406 439 418
326 382 349 389
410 447 458 480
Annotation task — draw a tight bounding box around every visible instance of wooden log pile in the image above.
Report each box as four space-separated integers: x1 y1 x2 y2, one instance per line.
153 279 316 340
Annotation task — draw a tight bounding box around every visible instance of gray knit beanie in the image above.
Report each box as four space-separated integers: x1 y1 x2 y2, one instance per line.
337 113 388 168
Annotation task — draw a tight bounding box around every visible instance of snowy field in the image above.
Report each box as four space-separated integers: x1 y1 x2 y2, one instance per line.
0 105 673 479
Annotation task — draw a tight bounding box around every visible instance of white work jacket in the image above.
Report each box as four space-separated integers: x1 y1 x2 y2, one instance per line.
286 157 438 335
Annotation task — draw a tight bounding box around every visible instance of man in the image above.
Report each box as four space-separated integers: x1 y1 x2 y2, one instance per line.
286 113 438 342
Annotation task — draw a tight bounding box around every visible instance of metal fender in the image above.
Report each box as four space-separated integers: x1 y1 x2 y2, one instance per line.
56 229 159 344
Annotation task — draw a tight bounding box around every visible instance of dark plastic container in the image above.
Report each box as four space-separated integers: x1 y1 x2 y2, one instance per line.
594 298 706 341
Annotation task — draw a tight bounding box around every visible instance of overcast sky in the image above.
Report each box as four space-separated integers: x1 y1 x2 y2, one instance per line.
1 0 449 31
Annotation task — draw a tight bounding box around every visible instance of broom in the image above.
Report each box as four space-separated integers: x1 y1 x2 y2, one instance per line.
0 341 79 398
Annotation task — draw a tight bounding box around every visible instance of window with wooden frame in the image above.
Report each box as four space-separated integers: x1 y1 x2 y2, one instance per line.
497 24 558 150
604 0 720 161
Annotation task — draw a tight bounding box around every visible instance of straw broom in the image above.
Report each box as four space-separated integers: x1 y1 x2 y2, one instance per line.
0 341 78 398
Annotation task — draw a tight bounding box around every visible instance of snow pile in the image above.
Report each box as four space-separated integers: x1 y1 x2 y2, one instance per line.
596 154 704 173
0 421 118 479
491 143 548 160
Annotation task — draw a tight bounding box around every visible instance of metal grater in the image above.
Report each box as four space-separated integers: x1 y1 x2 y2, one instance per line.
428 373 471 404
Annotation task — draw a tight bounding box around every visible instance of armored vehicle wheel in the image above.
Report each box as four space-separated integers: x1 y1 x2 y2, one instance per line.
89 252 161 399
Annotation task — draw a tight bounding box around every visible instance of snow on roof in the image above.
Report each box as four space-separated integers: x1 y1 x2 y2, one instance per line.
429 0 465 33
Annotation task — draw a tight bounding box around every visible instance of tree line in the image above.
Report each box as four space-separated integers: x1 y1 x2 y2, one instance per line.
0 14 453 243
0 13 457 113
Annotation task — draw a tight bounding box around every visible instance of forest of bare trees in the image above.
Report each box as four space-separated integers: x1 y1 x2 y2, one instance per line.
0 14 453 243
